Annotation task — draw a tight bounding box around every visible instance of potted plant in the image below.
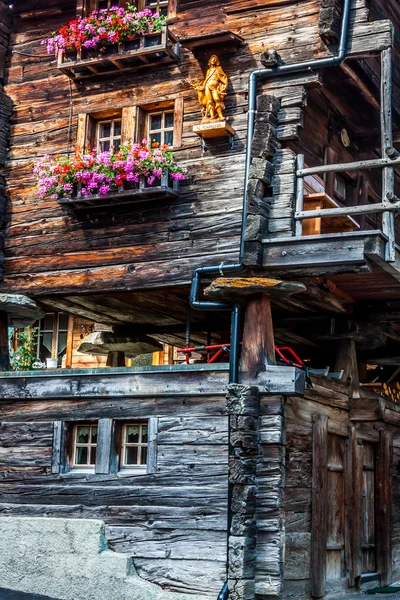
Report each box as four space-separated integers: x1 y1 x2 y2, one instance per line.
33 141 186 201
10 327 39 371
42 5 167 58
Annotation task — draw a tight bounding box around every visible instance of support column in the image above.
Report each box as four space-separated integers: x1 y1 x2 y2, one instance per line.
241 294 276 373
334 339 360 398
227 384 259 600
381 46 395 262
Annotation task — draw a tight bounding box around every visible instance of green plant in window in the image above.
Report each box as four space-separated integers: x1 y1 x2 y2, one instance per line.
11 327 39 371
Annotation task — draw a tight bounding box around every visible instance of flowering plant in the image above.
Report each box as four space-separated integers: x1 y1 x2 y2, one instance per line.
33 142 186 200
42 5 166 56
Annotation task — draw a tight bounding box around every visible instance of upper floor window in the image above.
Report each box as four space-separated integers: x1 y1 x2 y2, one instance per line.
147 110 174 147
140 0 170 17
81 0 174 18
37 312 69 366
72 423 98 469
97 118 122 151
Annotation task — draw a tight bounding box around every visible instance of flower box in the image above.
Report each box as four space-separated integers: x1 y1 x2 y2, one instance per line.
57 25 179 80
58 170 180 210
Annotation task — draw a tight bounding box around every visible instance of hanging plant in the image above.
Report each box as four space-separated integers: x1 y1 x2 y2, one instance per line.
33 141 187 200
42 5 166 56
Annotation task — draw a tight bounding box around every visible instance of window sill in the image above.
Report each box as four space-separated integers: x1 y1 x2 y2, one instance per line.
117 468 147 477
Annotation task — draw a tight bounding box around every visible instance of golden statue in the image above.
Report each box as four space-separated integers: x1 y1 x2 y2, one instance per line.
189 55 229 121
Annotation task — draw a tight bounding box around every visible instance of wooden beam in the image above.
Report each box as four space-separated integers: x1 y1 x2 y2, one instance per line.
334 339 360 398
241 294 276 373
204 277 306 300
376 429 393 586
311 414 328 598
381 47 396 261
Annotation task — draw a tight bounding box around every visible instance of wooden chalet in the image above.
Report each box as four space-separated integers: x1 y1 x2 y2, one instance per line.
0 0 400 599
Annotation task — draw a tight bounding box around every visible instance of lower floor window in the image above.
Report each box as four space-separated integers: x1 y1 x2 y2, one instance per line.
121 423 148 469
73 423 98 468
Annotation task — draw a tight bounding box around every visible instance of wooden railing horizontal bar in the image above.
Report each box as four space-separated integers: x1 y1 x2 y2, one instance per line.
295 201 400 220
297 156 400 177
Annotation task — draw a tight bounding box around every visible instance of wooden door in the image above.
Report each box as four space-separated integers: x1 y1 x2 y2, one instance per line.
361 442 377 574
326 434 346 581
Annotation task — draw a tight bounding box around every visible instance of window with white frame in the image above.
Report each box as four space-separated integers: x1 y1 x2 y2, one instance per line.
120 422 148 469
97 118 122 152
141 0 169 17
37 312 69 366
72 423 98 469
147 110 174 147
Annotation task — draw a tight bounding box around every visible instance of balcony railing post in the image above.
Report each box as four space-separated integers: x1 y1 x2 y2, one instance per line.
295 154 305 237
381 46 396 262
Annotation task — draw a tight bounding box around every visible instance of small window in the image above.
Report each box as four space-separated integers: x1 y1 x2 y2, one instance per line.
37 312 69 367
72 423 98 469
97 118 122 152
147 110 174 147
120 422 148 470
140 0 170 17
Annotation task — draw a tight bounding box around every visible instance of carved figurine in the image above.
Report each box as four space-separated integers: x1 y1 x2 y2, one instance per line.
189 55 229 121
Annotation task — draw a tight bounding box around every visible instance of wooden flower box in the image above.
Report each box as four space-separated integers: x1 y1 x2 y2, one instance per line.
57 170 180 210
57 25 180 80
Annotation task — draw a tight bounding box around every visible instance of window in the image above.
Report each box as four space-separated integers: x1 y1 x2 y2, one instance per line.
140 0 170 17
97 118 122 151
37 313 69 366
72 423 98 468
120 422 148 469
147 110 174 147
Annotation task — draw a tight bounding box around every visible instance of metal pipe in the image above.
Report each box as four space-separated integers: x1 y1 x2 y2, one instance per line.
187 2 353 597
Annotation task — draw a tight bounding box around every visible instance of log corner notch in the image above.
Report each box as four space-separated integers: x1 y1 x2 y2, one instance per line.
318 0 343 45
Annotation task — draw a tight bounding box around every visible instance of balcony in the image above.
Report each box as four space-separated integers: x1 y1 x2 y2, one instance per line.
58 170 180 210
57 25 180 80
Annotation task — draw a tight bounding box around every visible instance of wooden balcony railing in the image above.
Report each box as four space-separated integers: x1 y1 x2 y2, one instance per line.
57 25 180 80
58 170 180 210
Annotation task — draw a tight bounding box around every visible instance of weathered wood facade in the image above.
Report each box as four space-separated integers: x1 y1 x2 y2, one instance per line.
1 0 400 599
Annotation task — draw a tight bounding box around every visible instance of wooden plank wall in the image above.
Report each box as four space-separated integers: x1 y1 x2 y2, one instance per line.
1 0 394 296
0 395 229 597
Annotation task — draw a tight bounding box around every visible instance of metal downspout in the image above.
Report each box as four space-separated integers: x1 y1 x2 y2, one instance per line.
188 1 352 596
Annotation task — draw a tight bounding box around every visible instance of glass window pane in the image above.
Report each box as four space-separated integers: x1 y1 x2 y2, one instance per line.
58 314 69 330
140 445 148 466
100 122 111 138
43 314 54 331
76 446 88 465
98 0 109 9
100 140 110 152
77 426 90 444
125 446 138 465
91 446 97 466
57 331 67 357
164 130 173 147
141 425 148 444
43 332 53 353
126 425 139 444
114 139 121 151
113 120 122 137
150 114 162 131
165 112 174 129
91 426 98 444
150 132 161 146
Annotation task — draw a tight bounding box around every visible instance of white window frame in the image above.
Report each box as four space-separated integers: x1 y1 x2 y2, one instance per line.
141 0 169 16
72 423 98 470
37 312 69 364
120 422 148 472
147 110 174 147
97 118 122 152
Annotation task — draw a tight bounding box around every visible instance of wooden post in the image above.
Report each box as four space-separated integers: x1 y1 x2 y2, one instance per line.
295 154 305 236
0 311 10 371
311 414 328 598
334 339 360 398
381 47 395 262
240 293 276 372
106 351 126 367
376 429 393 586
347 428 363 587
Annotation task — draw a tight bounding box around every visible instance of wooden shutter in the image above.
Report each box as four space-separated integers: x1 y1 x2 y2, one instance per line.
173 97 184 148
121 107 137 146
95 418 115 475
147 417 158 474
376 430 393 586
76 114 97 151
51 421 70 474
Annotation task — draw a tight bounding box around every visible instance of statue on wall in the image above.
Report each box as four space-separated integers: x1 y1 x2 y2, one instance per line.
189 55 229 121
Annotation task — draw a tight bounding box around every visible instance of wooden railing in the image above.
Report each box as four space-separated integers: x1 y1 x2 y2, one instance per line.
57 25 180 80
58 169 180 210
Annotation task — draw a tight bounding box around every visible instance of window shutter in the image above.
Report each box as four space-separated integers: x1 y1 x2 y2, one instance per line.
96 418 115 475
147 417 158 474
173 97 184 148
121 107 137 146
52 421 69 474
76 114 97 151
